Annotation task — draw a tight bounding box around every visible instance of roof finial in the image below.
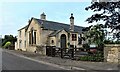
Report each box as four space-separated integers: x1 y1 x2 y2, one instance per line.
41 12 46 16
71 13 73 16
40 12 46 20
70 13 74 19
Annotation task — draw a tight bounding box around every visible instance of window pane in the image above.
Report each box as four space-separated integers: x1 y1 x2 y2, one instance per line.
34 32 36 44
72 34 77 41
29 33 31 44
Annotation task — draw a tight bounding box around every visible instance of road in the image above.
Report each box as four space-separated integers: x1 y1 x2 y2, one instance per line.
1 49 119 72
2 49 63 70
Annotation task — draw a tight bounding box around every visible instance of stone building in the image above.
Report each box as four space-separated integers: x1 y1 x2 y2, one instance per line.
15 13 84 52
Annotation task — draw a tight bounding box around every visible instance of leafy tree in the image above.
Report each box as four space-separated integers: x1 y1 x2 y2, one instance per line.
82 24 105 46
85 1 120 40
2 35 17 46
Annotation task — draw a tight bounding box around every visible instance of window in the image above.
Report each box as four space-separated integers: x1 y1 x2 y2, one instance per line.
19 40 22 48
72 34 77 41
34 31 36 44
24 41 26 48
51 40 54 44
25 32 26 37
31 30 34 44
29 32 31 44
19 31 21 37
29 30 36 45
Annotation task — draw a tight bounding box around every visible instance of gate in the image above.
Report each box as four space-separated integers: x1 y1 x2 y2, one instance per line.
46 46 56 57
46 46 74 59
46 46 103 61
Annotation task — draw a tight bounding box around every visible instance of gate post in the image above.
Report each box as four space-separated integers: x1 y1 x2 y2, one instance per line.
52 46 55 57
61 48 63 58
46 46 48 56
50 46 52 56
71 48 74 60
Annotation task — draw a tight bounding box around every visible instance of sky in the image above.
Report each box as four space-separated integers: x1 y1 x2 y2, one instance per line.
0 0 95 38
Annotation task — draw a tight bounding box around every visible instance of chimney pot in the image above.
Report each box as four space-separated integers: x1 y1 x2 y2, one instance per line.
40 12 46 20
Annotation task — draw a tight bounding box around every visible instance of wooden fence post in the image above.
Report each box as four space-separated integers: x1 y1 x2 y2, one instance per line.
71 48 74 59
61 48 63 58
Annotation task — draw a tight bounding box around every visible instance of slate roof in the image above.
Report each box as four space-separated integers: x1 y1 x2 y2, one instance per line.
18 25 28 31
35 18 84 33
18 18 84 34
49 29 63 37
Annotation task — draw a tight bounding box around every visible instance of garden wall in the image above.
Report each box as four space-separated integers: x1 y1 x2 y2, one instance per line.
104 44 120 63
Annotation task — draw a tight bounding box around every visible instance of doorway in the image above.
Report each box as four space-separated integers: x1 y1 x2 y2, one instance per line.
60 34 66 48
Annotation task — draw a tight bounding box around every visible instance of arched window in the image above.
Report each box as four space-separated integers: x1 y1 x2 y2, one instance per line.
51 40 54 44
29 27 36 45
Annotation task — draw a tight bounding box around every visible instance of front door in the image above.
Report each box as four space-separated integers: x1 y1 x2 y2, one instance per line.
60 34 66 48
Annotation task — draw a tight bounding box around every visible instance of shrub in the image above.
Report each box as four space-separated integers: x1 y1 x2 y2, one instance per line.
79 51 104 62
2 39 7 46
104 39 120 44
83 43 90 49
3 41 11 48
80 56 88 61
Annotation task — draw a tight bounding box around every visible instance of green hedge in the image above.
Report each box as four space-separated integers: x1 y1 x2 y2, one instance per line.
3 41 11 48
104 40 120 44
79 51 104 62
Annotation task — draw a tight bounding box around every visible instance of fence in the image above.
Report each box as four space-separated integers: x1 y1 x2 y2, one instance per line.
46 46 99 60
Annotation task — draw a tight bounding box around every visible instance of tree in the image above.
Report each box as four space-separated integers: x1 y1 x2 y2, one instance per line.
3 41 11 48
2 35 17 46
85 1 120 40
82 24 105 47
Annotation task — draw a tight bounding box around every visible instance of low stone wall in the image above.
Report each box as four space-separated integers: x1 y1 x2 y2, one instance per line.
104 44 120 63
26 46 36 52
36 46 46 55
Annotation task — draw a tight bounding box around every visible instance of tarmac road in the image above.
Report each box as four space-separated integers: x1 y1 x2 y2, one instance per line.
2 50 63 70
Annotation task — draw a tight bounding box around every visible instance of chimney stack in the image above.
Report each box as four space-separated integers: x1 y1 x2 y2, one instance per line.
40 12 46 20
70 13 74 32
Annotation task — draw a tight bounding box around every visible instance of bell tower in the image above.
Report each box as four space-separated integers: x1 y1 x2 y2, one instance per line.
69 13 74 32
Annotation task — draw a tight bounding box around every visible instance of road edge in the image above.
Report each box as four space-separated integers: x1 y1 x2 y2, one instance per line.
3 49 85 70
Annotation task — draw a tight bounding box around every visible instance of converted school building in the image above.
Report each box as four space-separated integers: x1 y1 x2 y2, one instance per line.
15 13 84 52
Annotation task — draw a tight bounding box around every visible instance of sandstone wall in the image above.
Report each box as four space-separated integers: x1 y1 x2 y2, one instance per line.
104 44 120 63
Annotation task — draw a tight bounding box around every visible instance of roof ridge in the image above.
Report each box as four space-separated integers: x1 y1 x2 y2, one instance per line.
34 18 69 25
18 25 28 31
34 18 84 28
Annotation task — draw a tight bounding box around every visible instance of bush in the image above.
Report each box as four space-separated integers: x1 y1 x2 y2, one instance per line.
98 43 104 51
3 41 11 48
80 56 88 61
83 43 90 49
2 39 7 46
115 40 120 44
79 51 104 62
104 39 120 44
